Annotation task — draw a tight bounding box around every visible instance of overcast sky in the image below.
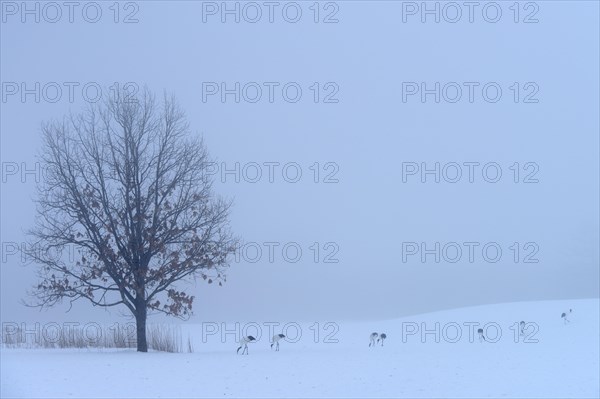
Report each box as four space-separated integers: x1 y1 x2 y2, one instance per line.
1 1 598 325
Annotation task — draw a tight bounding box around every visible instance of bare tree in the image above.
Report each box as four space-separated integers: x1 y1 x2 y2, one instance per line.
25 89 237 352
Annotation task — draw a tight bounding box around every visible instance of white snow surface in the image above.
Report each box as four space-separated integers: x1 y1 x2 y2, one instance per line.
2 298 598 398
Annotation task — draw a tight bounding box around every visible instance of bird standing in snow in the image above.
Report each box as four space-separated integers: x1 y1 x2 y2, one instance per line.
271 334 285 351
561 309 573 324
237 336 256 355
369 332 379 347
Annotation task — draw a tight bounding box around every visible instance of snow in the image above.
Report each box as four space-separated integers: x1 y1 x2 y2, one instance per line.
2 298 598 398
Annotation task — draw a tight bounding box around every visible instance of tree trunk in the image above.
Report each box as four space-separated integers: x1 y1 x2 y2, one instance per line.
135 300 148 352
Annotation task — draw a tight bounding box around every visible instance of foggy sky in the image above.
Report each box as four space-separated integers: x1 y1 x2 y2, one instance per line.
1 1 598 325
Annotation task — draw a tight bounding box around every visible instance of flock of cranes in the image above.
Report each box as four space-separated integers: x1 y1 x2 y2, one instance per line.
236 309 574 354
236 332 388 355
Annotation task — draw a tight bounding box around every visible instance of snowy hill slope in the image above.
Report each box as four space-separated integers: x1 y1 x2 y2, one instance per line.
2 298 598 398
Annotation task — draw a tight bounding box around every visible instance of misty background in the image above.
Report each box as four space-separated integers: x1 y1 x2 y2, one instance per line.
1 1 598 324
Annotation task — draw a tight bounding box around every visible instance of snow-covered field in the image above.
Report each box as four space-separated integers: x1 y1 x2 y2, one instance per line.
2 298 598 398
